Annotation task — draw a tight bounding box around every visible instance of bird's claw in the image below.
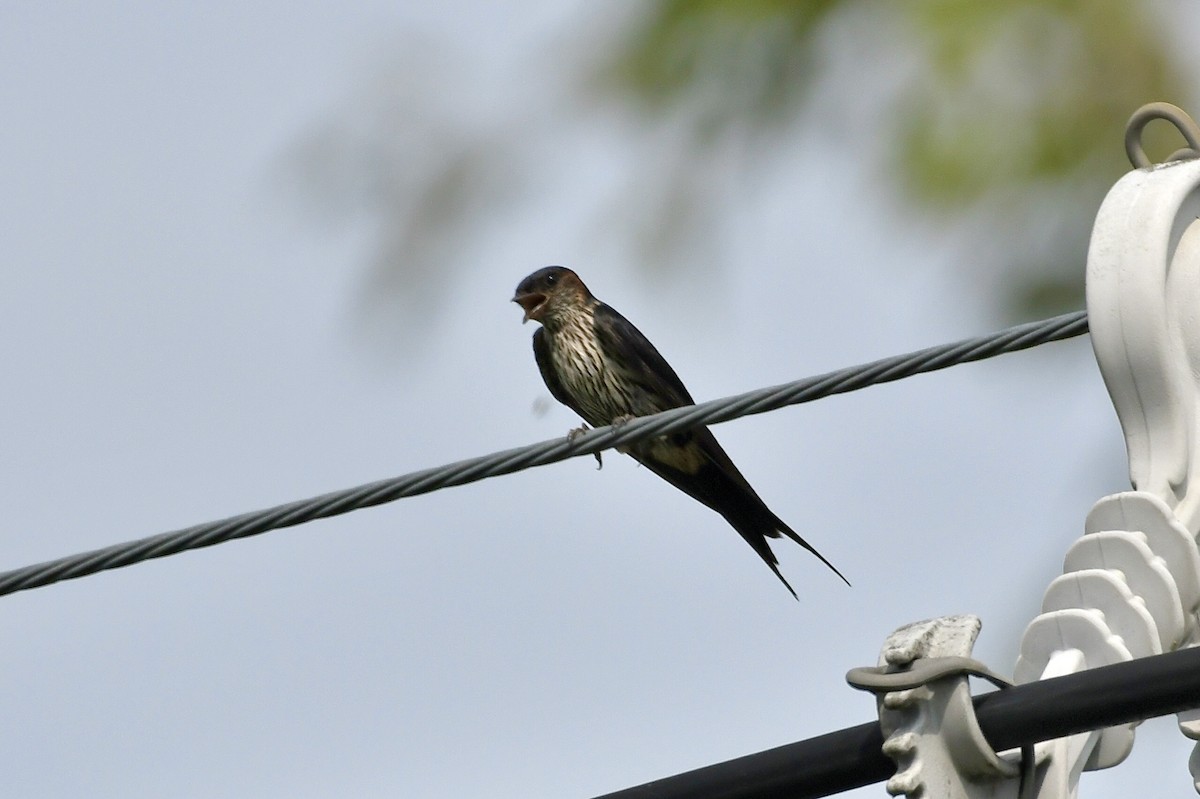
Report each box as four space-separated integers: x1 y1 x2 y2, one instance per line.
567 424 603 469
610 414 636 455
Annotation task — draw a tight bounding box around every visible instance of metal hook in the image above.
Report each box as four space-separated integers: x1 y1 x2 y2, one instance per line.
1125 102 1200 169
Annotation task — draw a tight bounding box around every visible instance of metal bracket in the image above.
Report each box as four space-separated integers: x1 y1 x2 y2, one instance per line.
848 615 1038 799
844 101 1200 799
1022 100 1200 792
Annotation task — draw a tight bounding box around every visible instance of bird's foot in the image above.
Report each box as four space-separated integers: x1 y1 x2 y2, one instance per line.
610 414 637 455
567 424 603 470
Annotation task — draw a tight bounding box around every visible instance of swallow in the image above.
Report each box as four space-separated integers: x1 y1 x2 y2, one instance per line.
512 266 848 597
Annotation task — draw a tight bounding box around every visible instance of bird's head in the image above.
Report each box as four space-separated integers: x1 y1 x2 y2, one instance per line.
512 266 591 324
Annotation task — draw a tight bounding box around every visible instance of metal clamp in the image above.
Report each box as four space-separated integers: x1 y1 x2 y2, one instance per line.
848 616 1036 799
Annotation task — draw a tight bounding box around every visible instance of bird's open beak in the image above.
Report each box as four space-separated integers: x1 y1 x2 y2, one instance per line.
512 291 546 324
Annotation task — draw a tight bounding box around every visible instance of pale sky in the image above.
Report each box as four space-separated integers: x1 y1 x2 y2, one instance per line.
0 3 1194 798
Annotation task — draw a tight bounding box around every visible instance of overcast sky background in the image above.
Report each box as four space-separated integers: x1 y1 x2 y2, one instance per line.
1 3 1196 798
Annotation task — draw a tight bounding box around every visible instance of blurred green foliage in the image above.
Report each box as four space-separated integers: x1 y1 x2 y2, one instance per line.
292 1 1194 334
897 0 1183 204
599 0 1190 316
604 0 841 129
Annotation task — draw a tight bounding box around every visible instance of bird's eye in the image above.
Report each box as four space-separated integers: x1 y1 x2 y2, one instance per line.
545 273 557 285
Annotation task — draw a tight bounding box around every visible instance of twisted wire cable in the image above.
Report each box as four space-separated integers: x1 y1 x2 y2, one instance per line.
0 310 1088 598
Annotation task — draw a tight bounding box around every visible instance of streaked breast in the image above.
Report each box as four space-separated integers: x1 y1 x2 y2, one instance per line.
549 311 638 426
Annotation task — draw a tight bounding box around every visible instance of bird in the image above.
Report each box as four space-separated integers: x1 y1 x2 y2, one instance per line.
511 265 848 597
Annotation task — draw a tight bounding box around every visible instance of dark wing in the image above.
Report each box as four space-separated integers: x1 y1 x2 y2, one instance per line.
590 303 747 484
594 303 760 490
592 303 695 409
533 327 588 418
592 303 849 592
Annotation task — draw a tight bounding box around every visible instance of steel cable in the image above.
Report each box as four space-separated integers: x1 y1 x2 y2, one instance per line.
0 310 1088 598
